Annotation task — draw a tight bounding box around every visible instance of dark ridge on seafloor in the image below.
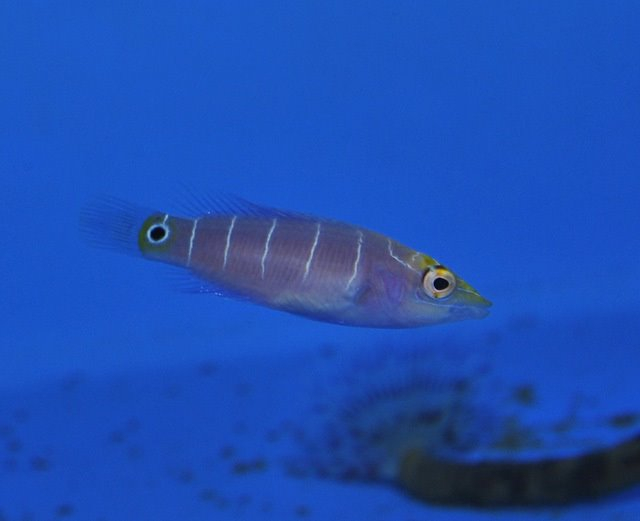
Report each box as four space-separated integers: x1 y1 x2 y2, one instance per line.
399 430 640 507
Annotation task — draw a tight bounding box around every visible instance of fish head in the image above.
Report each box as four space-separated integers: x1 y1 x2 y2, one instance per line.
401 259 492 327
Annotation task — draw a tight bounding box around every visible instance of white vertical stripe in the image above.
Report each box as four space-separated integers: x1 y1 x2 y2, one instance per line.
303 222 321 281
346 230 364 290
223 216 237 270
187 218 199 267
387 238 420 273
162 214 169 224
261 218 278 279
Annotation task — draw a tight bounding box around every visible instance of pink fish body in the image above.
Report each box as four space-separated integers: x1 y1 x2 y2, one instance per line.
82 196 490 328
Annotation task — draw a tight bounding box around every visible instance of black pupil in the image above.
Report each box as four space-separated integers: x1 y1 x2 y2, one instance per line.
433 277 449 291
149 225 167 242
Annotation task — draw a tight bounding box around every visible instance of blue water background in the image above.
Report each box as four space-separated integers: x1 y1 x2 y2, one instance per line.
1 2 639 519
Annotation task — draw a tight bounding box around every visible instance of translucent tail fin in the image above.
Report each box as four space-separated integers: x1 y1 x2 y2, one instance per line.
80 196 152 256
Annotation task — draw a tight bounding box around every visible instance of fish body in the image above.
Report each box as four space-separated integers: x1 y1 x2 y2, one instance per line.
82 197 490 328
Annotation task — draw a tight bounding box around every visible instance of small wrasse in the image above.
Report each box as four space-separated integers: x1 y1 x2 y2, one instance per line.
81 196 490 328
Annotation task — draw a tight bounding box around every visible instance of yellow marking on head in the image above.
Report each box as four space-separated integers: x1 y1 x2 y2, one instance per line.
415 253 488 303
455 277 480 293
414 253 438 270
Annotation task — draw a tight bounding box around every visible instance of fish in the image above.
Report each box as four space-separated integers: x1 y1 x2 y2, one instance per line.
80 195 491 328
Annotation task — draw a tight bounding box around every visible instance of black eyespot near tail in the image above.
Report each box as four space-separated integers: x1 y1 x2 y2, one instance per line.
79 196 153 256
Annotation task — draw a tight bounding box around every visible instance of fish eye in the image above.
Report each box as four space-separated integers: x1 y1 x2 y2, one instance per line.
146 223 170 244
422 266 456 299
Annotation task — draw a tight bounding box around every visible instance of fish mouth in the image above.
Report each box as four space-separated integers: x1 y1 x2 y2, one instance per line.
470 293 492 308
456 290 492 319
454 277 492 311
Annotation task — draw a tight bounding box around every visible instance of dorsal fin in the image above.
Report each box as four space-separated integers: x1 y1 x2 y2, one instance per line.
176 189 314 220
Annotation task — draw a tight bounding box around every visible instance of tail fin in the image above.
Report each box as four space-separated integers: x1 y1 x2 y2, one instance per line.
80 196 152 256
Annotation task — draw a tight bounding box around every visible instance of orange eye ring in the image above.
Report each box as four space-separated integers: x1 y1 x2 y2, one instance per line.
422 266 456 299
